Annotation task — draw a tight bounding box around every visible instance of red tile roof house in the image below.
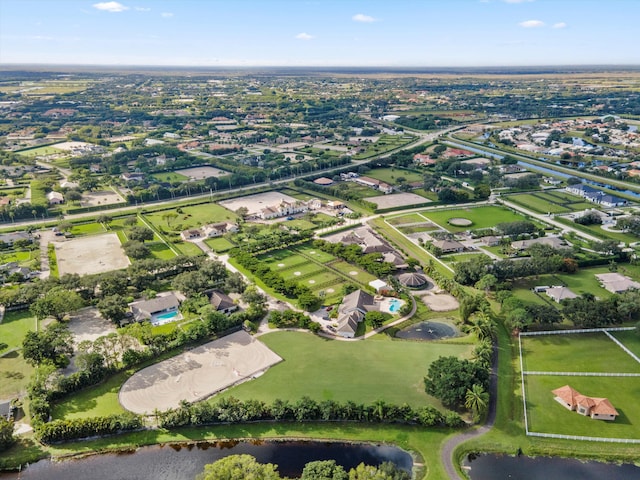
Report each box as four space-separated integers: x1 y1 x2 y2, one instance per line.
552 385 619 421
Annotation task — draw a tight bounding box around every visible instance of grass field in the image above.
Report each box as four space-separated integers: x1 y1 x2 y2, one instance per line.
421 206 529 232
15 145 64 157
173 241 204 257
151 172 189 183
144 203 237 232
70 222 107 236
0 311 37 351
52 370 129 419
148 242 177 260
386 213 426 226
352 134 416 160
204 237 235 252
524 375 640 439
0 311 38 398
611 330 640 358
219 331 472 409
366 167 425 185
521 333 640 373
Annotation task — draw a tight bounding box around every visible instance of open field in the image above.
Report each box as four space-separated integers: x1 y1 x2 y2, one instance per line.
119 331 282 414
611 331 640 358
368 192 431 209
0 311 37 352
143 203 237 232
15 145 64 157
0 311 37 398
175 166 231 180
366 167 425 185
524 375 640 439
421 206 529 232
386 213 427 226
521 333 640 373
151 171 190 183
508 191 596 214
352 134 416 160
55 233 130 276
219 331 472 409
79 190 126 208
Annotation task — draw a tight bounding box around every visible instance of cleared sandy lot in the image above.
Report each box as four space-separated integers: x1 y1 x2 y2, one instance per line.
421 292 460 312
176 166 230 180
80 190 125 207
219 191 299 216
55 233 130 276
368 192 431 209
67 307 117 344
119 330 282 414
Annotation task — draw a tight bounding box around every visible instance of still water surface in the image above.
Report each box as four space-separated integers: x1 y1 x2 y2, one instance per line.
0 440 412 480
464 453 640 480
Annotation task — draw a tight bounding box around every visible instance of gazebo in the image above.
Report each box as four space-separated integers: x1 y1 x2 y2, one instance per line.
397 272 429 289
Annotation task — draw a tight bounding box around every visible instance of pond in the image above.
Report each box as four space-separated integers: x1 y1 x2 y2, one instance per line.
464 453 640 480
396 321 456 340
0 440 413 480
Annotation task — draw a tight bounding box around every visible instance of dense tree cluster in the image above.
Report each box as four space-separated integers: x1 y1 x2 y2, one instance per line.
34 413 142 444
424 356 490 410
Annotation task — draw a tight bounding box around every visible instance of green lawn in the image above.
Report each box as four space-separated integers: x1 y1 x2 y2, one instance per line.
219 331 472 409
0 311 37 351
151 172 189 183
173 241 204 257
525 375 640 439
144 203 237 233
521 333 640 373
148 242 177 260
421 206 530 232
0 350 35 398
204 237 235 253
330 261 377 283
294 245 335 264
0 249 37 265
611 330 640 358
512 266 620 299
386 213 426 226
71 222 106 236
15 145 64 157
366 167 424 185
509 194 572 214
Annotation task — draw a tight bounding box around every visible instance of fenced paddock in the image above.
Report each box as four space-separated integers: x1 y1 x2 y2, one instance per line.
519 327 640 442
55 233 130 276
119 330 282 414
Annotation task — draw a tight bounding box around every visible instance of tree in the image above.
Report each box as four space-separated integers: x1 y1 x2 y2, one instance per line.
96 214 112 227
97 294 129 325
197 454 281 480
22 323 74 367
128 226 154 243
301 460 348 480
365 311 386 328
123 240 150 259
424 356 489 409
475 274 497 294
30 287 84 321
465 384 489 422
0 417 15 453
224 272 247 293
236 206 249 222
474 183 491 200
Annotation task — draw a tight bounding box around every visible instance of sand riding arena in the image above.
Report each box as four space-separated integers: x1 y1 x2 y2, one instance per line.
119 331 282 414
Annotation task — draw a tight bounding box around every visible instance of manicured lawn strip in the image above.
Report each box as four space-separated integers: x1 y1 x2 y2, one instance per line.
0 310 37 350
611 331 640 359
386 213 427 226
441 253 486 264
51 371 128 420
398 225 440 235
204 237 235 252
521 333 640 373
294 245 336 264
285 219 316 231
330 261 377 284
0 250 36 264
70 222 106 236
508 194 571 214
0 351 35 398
525 375 640 439
219 331 471 409
173 241 204 257
366 167 425 185
267 258 321 277
151 172 189 183
296 270 343 286
420 206 531 232
148 242 177 260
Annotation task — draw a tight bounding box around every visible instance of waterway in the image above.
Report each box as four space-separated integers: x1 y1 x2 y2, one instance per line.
464 454 640 480
0 441 413 480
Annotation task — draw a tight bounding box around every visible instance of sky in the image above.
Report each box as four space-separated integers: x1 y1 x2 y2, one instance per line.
0 0 639 67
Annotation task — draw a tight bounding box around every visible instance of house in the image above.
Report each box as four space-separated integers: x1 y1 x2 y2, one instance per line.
46 191 64 205
258 199 308 220
481 236 501 247
353 176 393 194
511 236 565 251
129 292 180 322
0 232 31 247
545 286 578 303
206 289 238 315
203 222 238 238
307 198 322 210
339 227 395 254
566 184 600 198
552 385 619 421
432 239 465 253
597 194 627 208
595 272 640 294
335 289 378 338
121 172 145 182
180 229 203 240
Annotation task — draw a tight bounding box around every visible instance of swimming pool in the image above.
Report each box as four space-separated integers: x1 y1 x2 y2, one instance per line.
152 310 181 325
388 299 401 313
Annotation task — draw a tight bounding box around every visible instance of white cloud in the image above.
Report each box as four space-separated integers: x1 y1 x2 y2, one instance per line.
295 32 314 40
92 2 129 12
553 22 567 29
161 12 174 18
519 19 545 28
134 7 151 12
352 13 376 23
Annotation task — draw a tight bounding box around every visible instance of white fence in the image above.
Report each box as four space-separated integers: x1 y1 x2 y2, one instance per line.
524 371 640 377
527 432 640 444
603 330 640 364
520 327 634 337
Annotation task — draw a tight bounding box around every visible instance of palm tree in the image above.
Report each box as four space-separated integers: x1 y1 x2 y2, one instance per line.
465 384 489 422
472 339 493 367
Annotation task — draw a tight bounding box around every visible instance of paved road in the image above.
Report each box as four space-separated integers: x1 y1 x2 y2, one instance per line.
441 341 499 480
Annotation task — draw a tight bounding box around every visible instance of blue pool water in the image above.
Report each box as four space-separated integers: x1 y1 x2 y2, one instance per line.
157 311 178 320
388 299 401 313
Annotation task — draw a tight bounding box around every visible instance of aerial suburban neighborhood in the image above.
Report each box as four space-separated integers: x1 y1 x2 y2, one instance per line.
1 1 640 479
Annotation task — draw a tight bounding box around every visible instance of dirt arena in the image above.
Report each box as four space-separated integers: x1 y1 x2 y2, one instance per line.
55 233 130 276
219 191 299 216
175 166 230 180
367 192 431 209
421 292 460 312
119 330 282 414
80 190 125 207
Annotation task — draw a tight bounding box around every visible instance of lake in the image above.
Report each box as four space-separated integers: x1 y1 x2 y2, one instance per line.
0 440 413 480
464 453 640 480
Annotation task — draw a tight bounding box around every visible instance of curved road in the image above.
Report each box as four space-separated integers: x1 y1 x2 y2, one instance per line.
441 341 499 480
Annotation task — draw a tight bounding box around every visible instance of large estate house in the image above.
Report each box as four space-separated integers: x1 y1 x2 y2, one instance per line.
335 289 378 338
565 184 627 207
128 292 181 323
257 198 318 220
552 385 619 421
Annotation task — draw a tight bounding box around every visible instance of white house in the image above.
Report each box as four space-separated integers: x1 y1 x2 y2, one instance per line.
46 191 64 205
